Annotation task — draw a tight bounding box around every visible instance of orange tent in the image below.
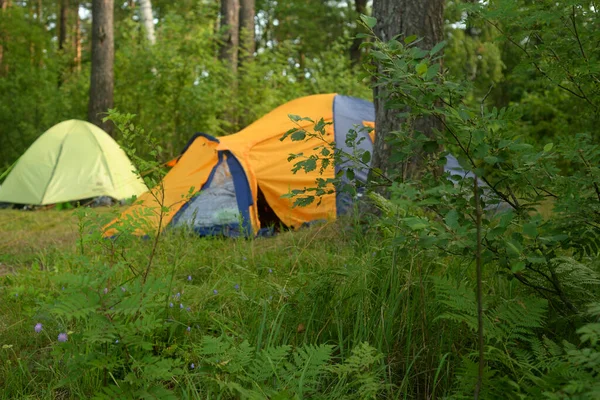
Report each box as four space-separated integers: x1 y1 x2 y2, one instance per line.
103 94 375 237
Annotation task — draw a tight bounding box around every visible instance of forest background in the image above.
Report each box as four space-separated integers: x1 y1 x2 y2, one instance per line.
1 0 600 399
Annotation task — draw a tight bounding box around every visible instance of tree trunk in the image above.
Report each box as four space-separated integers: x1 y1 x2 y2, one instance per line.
239 0 254 62
88 0 114 135
349 0 367 66
371 0 445 184
138 0 155 45
73 1 81 71
58 0 68 50
219 0 240 74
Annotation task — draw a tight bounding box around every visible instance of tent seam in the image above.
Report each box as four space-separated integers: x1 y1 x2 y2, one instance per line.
39 125 73 204
85 124 117 194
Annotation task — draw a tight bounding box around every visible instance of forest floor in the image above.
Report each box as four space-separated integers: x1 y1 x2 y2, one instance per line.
0 208 121 272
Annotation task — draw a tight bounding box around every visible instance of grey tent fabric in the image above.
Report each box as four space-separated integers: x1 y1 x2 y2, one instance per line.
330 94 510 215
170 161 241 230
333 95 376 214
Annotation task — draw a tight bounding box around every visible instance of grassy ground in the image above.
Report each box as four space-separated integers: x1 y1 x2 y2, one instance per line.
0 208 121 272
0 206 536 398
4 208 431 398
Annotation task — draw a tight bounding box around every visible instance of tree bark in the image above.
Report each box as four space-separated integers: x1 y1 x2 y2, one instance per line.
73 1 81 71
371 0 445 184
239 0 254 62
58 0 68 50
219 0 240 74
88 0 114 135
349 0 367 66
138 0 155 45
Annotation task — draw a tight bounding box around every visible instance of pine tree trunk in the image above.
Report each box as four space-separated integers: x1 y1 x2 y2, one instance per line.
371 0 445 184
219 0 240 74
88 0 114 135
73 1 81 71
239 0 254 62
58 0 68 50
349 0 367 66
138 0 155 45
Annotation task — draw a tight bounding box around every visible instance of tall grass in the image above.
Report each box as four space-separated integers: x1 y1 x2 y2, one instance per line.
0 209 557 398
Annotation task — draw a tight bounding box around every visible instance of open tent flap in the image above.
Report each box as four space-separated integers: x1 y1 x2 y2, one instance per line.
169 152 254 236
103 137 220 237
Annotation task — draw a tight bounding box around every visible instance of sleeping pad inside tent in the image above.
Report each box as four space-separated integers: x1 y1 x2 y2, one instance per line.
103 93 493 238
0 120 148 205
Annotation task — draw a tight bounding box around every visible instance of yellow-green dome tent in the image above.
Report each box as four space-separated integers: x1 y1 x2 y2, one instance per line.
0 120 148 205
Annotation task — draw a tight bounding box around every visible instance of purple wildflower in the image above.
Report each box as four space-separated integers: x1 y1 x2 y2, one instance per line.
186 307 191 312
190 363 195 369
234 284 240 291
62 287 65 291
180 303 184 309
115 339 119 344
213 289 218 295
169 303 174 308
186 326 191 332
187 275 192 281
175 292 181 299
121 286 126 292
57 333 68 342
268 268 273 273
34 323 43 333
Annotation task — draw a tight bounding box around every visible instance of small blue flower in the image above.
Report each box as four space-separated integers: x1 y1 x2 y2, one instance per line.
34 323 43 333
103 287 108 294
121 286 126 292
243 257 247 261
115 339 119 344
190 363 195 369
186 307 191 312
62 287 65 291
268 268 273 274
57 333 68 342
187 275 192 281
234 284 240 291
174 292 180 299
180 303 184 309
187 326 191 332
15 293 18 297
169 303 174 308
213 289 218 295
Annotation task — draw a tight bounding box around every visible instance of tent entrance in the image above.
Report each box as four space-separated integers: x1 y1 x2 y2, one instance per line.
170 160 242 235
256 185 285 234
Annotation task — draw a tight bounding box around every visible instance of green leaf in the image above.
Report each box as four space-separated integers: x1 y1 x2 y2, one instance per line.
543 143 554 152
522 223 538 238
425 63 440 80
361 151 371 164
444 210 459 229
511 261 526 273
429 41 446 56
291 130 306 141
484 156 499 165
404 35 418 44
360 15 377 29
346 169 355 180
416 63 428 76
505 239 523 258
